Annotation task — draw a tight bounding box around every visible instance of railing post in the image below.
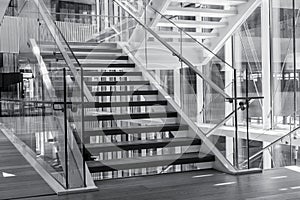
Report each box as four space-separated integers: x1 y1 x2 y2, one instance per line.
245 63 250 169
80 66 86 188
63 68 69 189
233 68 239 169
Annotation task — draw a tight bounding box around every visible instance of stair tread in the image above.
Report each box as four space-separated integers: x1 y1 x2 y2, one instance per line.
84 124 189 137
48 62 135 68
84 100 167 108
83 71 142 76
68 48 122 53
39 41 116 46
86 137 201 153
87 152 214 172
91 90 158 96
42 53 129 60
86 80 149 86
81 112 177 121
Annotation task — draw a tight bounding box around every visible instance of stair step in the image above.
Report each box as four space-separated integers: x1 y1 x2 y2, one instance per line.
91 90 159 97
82 63 135 68
86 138 201 153
87 152 215 173
80 112 177 121
49 71 142 80
84 124 189 138
40 41 117 48
165 7 237 18
69 42 117 48
83 71 142 77
157 31 218 39
86 80 149 86
48 62 135 68
70 48 122 53
84 100 168 108
174 0 248 6
157 19 228 29
42 53 129 61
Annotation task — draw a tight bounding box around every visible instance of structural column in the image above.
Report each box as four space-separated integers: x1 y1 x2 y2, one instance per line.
261 0 272 130
263 142 272 169
261 0 273 169
225 36 234 164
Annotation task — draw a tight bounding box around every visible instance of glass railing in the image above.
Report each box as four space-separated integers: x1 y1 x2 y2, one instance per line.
0 69 86 189
0 0 95 190
240 125 300 169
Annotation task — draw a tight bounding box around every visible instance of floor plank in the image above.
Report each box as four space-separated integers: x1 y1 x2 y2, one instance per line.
15 167 300 200
0 130 55 200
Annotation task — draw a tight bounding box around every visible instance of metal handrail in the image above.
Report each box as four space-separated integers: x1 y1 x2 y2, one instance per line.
114 0 231 99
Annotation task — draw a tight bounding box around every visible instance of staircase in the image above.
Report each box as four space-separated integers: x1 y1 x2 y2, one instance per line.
39 41 215 180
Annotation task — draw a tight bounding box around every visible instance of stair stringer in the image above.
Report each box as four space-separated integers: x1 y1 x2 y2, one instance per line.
119 43 238 174
202 0 262 65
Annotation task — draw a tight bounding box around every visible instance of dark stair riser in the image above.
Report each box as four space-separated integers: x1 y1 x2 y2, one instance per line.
74 112 178 122
91 90 158 97
49 72 142 78
83 100 168 108
85 81 150 86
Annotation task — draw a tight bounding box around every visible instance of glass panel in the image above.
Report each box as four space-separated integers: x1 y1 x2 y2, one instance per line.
243 127 300 169
272 0 295 130
0 0 87 189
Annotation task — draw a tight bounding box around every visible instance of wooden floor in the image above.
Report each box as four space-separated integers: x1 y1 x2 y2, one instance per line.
13 167 300 200
0 131 55 200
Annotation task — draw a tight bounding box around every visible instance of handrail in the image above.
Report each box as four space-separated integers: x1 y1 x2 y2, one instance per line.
32 0 94 102
142 2 234 70
113 0 231 99
240 125 300 167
